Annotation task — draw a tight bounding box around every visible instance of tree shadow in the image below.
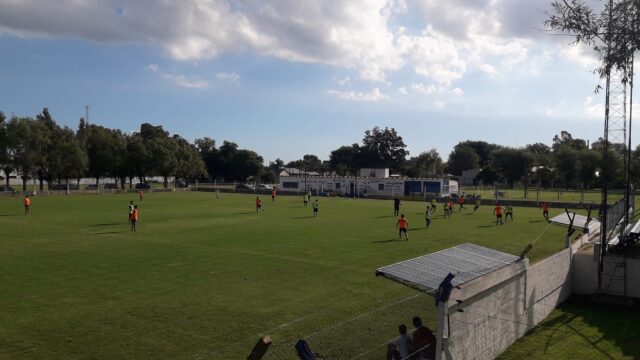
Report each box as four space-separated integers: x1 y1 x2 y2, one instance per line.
529 220 546 223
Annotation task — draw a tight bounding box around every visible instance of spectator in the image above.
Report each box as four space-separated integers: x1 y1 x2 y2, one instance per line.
412 316 436 360
389 324 412 359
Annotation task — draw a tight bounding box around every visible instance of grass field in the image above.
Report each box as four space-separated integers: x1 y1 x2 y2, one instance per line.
498 298 640 360
0 191 579 359
459 186 630 204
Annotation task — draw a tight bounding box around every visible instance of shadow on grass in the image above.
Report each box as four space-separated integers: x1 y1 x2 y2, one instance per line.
292 216 314 219
478 224 498 228
372 239 406 243
408 227 425 231
88 231 126 235
529 220 546 223
89 223 122 227
232 212 256 215
0 214 19 216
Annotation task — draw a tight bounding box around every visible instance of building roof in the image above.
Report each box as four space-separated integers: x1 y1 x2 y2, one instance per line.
375 243 520 293
549 212 600 233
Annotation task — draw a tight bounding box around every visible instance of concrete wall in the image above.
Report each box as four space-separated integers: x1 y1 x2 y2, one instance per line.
444 248 573 360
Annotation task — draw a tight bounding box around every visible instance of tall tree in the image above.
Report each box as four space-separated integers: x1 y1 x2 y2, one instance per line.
404 149 443 177
359 127 408 170
446 145 480 175
329 144 360 175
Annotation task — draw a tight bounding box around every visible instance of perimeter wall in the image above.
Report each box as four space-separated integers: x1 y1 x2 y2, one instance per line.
443 231 594 360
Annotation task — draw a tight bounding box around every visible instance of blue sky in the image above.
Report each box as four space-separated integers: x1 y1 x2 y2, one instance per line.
0 0 627 163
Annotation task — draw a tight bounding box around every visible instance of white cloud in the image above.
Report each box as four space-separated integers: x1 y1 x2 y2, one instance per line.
545 99 566 117
450 87 464 96
412 82 438 95
434 100 445 110
147 64 209 89
215 72 240 84
584 96 603 119
327 87 389 102
338 76 352 86
560 44 600 70
398 86 408 95
0 0 602 88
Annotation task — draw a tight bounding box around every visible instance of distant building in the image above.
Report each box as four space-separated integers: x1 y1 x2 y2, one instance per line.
279 168 320 177
279 169 458 198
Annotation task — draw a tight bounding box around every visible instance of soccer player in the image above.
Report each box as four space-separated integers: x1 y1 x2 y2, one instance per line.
505 203 514 222
312 199 319 217
393 197 401 216
307 191 312 204
130 205 139 232
303 194 308 207
24 195 31 215
271 188 277 203
128 200 134 223
443 201 449 218
474 197 481 213
139 190 144 201
494 203 504 226
447 200 454 217
430 197 437 213
458 196 466 212
425 206 432 229
542 202 550 221
256 196 263 213
396 214 409 240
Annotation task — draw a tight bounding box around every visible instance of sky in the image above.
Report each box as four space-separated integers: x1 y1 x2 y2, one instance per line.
0 0 632 163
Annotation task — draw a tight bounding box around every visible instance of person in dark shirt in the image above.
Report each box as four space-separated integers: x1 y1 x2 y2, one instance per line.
412 316 436 360
394 197 401 216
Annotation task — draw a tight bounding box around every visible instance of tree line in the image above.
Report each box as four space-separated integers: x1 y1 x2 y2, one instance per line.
1 109 637 192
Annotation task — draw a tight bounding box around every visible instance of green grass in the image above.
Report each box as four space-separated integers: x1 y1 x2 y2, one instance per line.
499 298 640 360
0 192 572 359
459 186 629 204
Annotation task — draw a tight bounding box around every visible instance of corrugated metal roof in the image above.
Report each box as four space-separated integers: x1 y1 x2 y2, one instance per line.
375 243 520 293
549 212 599 230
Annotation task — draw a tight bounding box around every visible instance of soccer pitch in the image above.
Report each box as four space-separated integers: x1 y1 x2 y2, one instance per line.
1 192 569 359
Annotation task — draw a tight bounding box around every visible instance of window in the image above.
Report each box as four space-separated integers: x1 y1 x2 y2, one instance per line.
282 182 299 189
335 183 341 189
378 183 385 191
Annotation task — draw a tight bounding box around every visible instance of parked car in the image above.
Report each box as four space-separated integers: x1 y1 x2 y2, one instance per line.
135 183 151 189
256 183 273 190
235 183 255 190
176 181 190 188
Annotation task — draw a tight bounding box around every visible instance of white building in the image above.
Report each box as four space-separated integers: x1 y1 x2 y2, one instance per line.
279 173 458 198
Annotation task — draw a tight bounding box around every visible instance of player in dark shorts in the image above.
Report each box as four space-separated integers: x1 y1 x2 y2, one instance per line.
425 207 432 229
505 203 514 222
128 200 134 223
458 196 466 212
494 203 504 226
542 202 550 221
430 198 437 213
256 197 263 213
396 214 409 240
303 195 308 207
312 199 319 217
394 197 401 216
24 195 31 215
474 197 481 213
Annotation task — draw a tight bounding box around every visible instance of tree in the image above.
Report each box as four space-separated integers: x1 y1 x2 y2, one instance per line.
404 149 443 177
359 127 408 170
48 127 88 184
552 131 588 152
576 149 600 189
149 137 178 188
7 117 44 191
455 141 501 167
86 125 123 186
547 0 638 83
286 154 325 173
329 144 360 175
174 136 207 183
0 111 17 188
446 145 480 175
491 148 534 189
553 146 579 189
